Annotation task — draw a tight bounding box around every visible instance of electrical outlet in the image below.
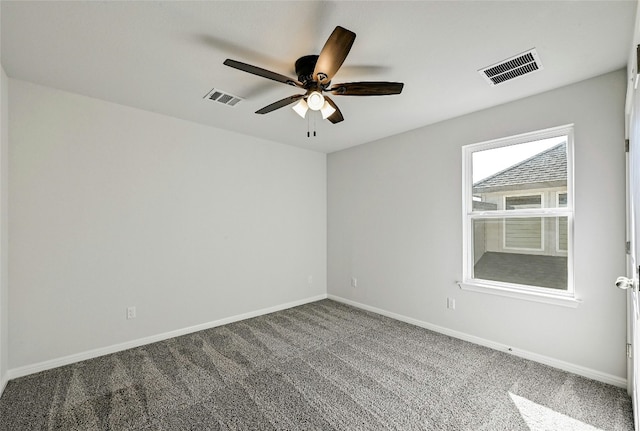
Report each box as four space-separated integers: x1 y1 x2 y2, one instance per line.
307 275 313 285
447 298 456 310
127 306 136 320
351 277 358 288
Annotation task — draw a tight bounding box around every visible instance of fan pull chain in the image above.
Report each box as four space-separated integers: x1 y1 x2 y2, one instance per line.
306 111 318 138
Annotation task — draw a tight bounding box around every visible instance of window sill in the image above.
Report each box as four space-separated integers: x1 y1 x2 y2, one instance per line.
457 281 582 308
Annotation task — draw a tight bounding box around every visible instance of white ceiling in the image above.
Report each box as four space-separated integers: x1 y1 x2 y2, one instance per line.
1 1 636 153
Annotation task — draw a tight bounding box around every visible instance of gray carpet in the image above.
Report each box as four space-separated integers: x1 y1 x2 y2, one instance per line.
0 299 633 430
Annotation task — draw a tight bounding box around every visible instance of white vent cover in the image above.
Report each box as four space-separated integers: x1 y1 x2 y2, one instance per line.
479 48 543 85
203 88 243 107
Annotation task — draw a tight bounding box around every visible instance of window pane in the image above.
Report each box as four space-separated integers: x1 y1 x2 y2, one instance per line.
471 138 567 212
472 217 568 290
505 195 541 210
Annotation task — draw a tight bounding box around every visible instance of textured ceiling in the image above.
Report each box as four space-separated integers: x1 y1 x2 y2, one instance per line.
1 1 636 153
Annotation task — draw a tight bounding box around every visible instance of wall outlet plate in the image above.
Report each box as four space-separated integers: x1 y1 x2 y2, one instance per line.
447 298 456 310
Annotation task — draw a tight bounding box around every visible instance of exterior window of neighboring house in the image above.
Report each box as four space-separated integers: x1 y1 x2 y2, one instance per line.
461 125 577 307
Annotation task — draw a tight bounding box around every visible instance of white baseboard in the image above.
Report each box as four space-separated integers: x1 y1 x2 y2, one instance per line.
7 294 328 381
0 373 7 398
8 292 625 390
327 294 627 389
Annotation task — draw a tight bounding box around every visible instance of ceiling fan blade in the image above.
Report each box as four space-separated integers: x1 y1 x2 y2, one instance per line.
329 82 404 96
313 26 356 84
324 96 344 124
255 94 304 114
224 59 302 87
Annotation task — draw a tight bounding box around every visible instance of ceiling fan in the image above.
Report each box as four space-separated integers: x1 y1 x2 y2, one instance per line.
223 26 404 124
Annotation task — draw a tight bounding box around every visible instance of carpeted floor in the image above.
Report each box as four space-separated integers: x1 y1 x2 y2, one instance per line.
0 299 633 430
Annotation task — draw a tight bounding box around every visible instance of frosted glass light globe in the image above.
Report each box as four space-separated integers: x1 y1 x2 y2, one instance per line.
306 91 325 111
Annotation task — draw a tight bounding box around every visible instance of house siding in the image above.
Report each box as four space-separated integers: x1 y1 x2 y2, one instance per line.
474 186 568 257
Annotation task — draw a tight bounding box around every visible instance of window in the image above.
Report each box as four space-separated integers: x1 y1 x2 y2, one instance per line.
461 125 577 307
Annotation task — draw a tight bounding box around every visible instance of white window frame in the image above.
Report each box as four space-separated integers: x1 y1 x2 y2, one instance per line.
502 193 545 252
460 124 578 308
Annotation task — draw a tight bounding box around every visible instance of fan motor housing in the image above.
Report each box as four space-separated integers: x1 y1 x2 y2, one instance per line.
295 55 322 87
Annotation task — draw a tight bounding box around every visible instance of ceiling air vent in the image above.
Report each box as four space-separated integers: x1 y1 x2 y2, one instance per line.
203 88 243 107
479 48 543 86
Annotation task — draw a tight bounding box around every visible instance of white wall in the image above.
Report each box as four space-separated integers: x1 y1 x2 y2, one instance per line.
5 69 628 383
8 79 326 370
0 2 6 394
0 65 8 393
328 70 628 381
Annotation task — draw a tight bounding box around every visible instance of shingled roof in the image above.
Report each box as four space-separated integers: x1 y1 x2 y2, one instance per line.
473 143 567 193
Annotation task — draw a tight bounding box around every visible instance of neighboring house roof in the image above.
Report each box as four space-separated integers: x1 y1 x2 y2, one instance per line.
473 143 567 194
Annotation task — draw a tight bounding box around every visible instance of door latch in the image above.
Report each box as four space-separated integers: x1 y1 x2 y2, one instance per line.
616 276 634 289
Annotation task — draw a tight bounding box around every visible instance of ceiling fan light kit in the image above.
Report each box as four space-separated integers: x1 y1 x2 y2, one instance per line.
292 99 309 118
306 91 325 111
292 96 336 119
223 25 404 131
320 101 336 119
